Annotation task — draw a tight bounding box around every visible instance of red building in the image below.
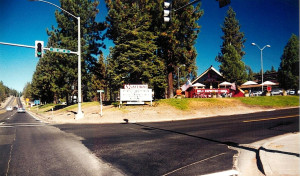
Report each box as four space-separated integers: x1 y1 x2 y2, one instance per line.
183 66 242 98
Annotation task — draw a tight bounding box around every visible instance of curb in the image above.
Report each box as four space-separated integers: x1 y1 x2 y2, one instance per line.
26 110 45 123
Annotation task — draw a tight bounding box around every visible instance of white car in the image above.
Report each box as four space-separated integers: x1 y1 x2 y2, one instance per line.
6 106 13 112
17 108 25 113
252 91 262 96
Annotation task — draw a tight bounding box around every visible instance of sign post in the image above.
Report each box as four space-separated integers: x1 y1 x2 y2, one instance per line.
97 90 104 116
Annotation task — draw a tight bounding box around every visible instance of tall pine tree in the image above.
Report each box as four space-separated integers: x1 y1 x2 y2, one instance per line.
106 0 166 99
278 34 299 90
157 0 203 98
31 0 106 103
216 7 247 85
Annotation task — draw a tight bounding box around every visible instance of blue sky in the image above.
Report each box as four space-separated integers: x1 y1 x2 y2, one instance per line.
0 0 298 92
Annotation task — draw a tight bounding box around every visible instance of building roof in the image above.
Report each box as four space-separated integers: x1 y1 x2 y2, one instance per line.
192 65 224 84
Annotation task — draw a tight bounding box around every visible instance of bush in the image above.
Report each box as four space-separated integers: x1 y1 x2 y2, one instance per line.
112 101 120 107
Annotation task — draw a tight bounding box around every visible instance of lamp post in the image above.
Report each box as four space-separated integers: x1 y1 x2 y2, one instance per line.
251 43 271 92
177 64 185 89
30 0 84 119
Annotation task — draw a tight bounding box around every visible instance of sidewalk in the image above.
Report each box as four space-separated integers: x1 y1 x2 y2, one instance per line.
260 132 300 176
236 132 300 176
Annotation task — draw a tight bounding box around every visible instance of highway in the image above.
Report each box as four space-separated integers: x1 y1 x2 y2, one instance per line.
0 100 298 175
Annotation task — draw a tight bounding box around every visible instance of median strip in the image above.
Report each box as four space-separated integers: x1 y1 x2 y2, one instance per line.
243 115 299 123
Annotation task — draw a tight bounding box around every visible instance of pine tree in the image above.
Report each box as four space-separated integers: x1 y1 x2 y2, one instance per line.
246 65 254 81
156 0 203 98
106 0 166 99
88 53 106 101
216 6 247 85
31 0 106 103
278 34 299 90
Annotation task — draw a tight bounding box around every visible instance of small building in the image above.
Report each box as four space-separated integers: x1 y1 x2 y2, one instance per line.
184 66 232 98
192 65 225 89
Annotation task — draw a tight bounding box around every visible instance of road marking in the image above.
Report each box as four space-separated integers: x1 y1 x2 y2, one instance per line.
201 169 239 176
243 114 299 123
162 153 227 176
0 123 46 127
0 126 14 128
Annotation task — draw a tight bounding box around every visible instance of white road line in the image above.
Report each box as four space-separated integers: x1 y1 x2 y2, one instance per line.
201 169 239 176
162 153 227 176
0 123 46 127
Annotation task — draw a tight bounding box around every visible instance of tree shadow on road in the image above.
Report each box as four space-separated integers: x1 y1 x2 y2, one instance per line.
130 122 299 175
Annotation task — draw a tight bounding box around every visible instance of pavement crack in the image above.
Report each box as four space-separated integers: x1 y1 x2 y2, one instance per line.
6 127 16 176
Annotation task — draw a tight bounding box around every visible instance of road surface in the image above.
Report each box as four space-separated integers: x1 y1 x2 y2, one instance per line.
55 107 299 175
0 98 298 175
0 98 123 176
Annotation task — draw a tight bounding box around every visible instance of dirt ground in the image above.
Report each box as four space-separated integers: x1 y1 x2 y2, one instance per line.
27 99 274 124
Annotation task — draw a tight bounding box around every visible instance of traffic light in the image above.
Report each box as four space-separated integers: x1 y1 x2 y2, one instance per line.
35 41 44 58
163 2 171 22
217 0 231 8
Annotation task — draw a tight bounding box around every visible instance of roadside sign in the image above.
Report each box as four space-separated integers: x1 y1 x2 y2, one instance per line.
50 47 71 53
34 100 40 105
97 90 104 117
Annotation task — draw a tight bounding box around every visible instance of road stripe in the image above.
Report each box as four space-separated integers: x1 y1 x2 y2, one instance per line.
162 153 227 176
201 169 239 176
243 114 299 123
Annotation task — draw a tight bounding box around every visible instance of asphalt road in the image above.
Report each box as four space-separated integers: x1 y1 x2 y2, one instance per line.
0 98 123 176
0 101 298 175
55 107 299 176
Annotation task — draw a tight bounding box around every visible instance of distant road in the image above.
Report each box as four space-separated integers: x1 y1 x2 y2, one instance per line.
55 107 299 175
0 98 123 176
0 96 15 110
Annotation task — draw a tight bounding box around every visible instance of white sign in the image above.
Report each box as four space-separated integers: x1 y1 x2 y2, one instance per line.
120 89 152 102
124 84 148 89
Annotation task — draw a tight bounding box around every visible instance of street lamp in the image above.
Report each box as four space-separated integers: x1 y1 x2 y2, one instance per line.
30 0 84 119
177 64 185 89
251 43 271 92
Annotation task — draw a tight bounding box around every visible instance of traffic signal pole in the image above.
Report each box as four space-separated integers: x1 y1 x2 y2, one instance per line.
0 41 40 50
0 41 77 54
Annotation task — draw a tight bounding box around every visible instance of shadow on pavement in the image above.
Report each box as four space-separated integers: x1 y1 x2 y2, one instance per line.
129 122 271 175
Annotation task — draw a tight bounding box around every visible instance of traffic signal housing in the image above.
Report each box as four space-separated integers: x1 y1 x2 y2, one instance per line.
35 41 44 58
217 0 231 8
163 2 171 22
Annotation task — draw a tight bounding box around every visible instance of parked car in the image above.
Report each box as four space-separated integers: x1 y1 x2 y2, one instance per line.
17 107 25 113
251 90 262 96
288 89 296 95
6 106 13 112
271 88 283 96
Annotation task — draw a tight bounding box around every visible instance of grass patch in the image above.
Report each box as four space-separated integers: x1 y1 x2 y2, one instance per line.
238 96 299 107
158 98 225 110
158 98 190 110
158 96 299 110
62 101 100 111
30 102 101 113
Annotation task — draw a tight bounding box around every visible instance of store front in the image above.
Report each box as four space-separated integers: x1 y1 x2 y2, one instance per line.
184 66 232 98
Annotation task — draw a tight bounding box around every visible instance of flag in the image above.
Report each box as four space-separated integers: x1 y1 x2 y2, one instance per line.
230 82 236 90
181 79 192 91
